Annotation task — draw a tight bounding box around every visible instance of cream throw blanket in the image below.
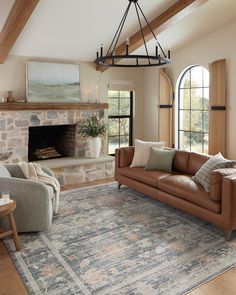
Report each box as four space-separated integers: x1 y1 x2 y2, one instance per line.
18 162 60 213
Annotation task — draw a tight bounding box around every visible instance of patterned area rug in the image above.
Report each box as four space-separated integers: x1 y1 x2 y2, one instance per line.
5 183 236 295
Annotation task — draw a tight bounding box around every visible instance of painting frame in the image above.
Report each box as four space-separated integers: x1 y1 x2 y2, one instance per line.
26 60 80 103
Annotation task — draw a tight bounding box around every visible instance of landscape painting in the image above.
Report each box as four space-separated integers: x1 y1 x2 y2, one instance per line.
27 61 80 102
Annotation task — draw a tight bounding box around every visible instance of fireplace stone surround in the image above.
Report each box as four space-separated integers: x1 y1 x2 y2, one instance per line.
0 103 114 186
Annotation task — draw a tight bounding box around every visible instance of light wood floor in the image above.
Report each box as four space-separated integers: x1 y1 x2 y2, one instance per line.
1 178 236 295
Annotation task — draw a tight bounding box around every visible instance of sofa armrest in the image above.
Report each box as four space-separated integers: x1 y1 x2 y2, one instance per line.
221 174 236 230
0 177 52 232
210 168 236 201
115 147 134 169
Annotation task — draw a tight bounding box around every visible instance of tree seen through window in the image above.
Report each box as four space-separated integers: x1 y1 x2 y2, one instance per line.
178 66 209 153
108 91 133 154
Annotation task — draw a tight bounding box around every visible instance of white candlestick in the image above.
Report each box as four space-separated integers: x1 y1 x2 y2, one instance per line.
95 85 99 102
87 88 91 101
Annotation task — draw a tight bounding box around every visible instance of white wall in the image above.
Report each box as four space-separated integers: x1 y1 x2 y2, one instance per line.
142 67 160 141
0 55 145 141
168 17 236 159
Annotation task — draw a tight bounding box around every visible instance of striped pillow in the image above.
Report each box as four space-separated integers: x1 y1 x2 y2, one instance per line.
193 153 235 192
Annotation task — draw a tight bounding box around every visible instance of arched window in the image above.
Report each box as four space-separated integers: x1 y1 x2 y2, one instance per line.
178 65 209 153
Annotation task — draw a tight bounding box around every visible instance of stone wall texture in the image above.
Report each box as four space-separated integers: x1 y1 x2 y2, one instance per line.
0 108 114 185
53 160 114 187
0 109 107 163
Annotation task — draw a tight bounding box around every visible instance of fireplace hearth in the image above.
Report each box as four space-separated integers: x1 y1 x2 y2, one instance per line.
28 124 76 161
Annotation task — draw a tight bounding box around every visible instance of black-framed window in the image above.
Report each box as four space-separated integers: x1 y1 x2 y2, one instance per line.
178 65 209 153
108 90 133 155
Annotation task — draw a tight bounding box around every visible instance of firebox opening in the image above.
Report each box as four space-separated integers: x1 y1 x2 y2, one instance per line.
28 124 76 161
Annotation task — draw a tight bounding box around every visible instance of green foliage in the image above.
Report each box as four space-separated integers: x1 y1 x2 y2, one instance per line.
180 73 209 153
77 115 107 138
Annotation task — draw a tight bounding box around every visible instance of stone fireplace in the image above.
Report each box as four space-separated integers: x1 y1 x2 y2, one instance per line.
0 103 114 186
28 124 76 161
0 105 107 163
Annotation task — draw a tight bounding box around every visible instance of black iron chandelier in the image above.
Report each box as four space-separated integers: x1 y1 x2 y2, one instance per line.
94 0 171 68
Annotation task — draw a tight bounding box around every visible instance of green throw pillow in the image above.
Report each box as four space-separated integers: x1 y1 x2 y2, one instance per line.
145 147 176 172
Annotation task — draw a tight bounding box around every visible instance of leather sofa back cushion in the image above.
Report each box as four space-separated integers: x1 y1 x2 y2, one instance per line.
119 147 134 167
187 152 210 175
172 150 190 174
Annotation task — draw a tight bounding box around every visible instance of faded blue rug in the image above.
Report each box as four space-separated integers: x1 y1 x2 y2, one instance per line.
5 183 236 295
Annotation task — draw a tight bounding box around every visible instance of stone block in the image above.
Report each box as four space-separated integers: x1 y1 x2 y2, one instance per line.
0 141 6 148
47 111 58 119
15 120 28 127
65 173 85 185
42 120 53 125
81 110 95 118
0 151 12 161
7 118 14 125
7 130 21 137
30 115 40 126
0 119 6 131
8 138 22 147
14 146 28 157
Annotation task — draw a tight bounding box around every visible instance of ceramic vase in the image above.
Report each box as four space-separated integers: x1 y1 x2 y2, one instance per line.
87 137 101 158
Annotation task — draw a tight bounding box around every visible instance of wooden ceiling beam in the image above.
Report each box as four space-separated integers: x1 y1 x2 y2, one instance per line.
96 0 208 72
0 0 39 64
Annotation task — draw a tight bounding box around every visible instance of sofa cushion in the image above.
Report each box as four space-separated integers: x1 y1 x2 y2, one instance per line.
187 152 210 175
145 148 176 172
158 174 220 213
0 165 11 178
118 167 170 187
130 139 165 167
193 153 235 193
172 150 190 174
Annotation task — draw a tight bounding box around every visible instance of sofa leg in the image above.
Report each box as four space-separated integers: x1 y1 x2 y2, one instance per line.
118 183 121 190
225 230 232 241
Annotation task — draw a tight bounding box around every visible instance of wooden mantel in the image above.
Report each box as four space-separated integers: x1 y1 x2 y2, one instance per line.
0 102 108 111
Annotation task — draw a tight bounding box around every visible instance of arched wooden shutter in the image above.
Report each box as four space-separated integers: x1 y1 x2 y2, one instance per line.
158 70 173 147
209 59 226 156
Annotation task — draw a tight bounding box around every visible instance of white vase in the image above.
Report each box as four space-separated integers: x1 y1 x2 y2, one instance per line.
87 137 101 158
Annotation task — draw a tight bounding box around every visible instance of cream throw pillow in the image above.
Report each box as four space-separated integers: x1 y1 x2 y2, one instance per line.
130 139 165 167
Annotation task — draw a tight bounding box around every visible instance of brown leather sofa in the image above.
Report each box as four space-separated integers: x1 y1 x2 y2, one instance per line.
115 147 236 240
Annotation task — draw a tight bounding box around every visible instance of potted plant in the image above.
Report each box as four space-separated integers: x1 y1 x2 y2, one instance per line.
77 115 107 158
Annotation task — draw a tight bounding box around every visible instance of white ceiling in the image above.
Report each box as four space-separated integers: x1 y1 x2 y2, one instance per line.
0 0 236 62
0 0 14 29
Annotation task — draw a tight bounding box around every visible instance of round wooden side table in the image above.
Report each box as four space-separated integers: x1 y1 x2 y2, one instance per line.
0 200 21 251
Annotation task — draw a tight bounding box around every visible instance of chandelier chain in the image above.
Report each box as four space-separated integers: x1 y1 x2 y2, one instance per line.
134 2 150 64
107 2 132 56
